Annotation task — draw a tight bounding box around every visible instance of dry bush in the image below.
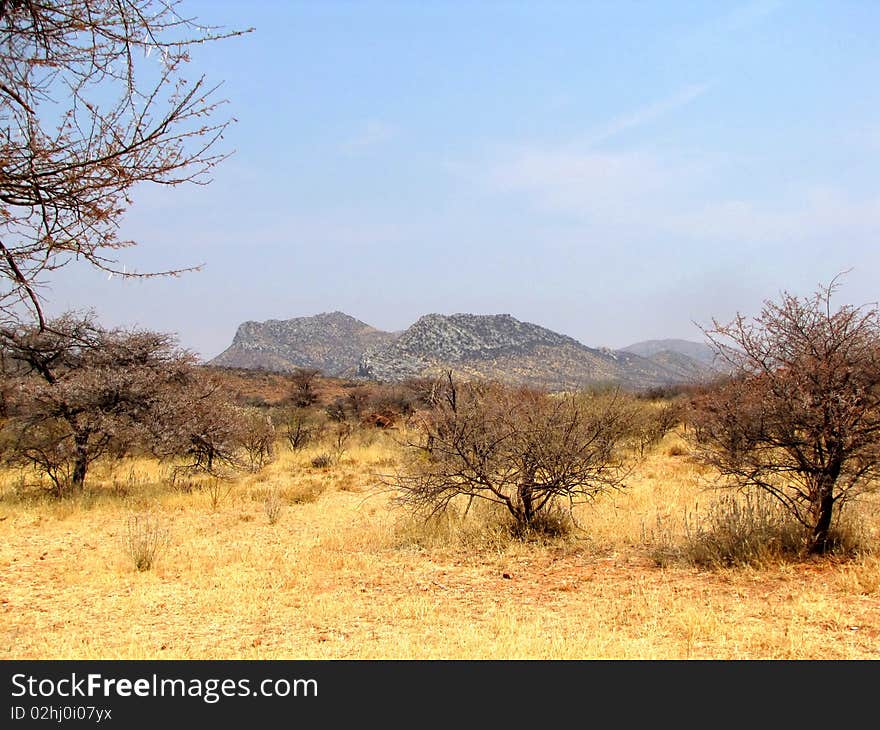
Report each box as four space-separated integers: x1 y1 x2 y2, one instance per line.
835 556 880 595
289 368 321 408
360 409 398 429
239 409 276 472
310 453 332 469
309 423 353 469
362 383 418 420
324 398 347 423
629 400 683 457
264 490 284 525
391 498 575 553
645 491 872 569
205 477 234 511
154 376 253 481
330 423 352 463
346 387 371 418
680 492 806 568
504 502 576 540
170 473 199 494
280 407 319 450
391 374 639 532
122 513 170 572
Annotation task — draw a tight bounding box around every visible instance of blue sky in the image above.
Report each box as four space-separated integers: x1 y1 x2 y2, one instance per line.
44 0 880 359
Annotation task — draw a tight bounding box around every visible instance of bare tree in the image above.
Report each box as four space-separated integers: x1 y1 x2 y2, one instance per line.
148 367 247 479
279 405 317 450
0 1 250 326
289 367 320 407
324 396 346 423
688 278 880 553
392 374 637 532
238 408 275 472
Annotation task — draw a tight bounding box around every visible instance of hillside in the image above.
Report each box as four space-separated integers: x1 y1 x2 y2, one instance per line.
356 313 709 390
212 311 714 391
620 338 717 366
210 311 397 375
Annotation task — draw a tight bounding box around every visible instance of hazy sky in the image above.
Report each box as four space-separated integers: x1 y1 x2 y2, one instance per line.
43 0 880 360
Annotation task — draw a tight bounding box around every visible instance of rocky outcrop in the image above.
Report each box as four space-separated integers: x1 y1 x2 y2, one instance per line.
212 311 715 390
356 313 712 390
210 311 396 375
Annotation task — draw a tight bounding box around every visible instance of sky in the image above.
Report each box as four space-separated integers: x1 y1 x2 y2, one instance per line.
42 0 880 360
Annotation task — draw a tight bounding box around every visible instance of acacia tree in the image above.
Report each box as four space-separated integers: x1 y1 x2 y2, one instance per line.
147 369 251 479
688 279 880 554
393 374 637 532
0 1 249 326
289 367 320 408
0 311 256 493
0 311 197 493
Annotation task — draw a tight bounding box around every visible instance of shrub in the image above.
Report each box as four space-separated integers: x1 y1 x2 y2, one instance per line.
311 453 332 469
281 407 317 450
681 492 806 568
122 513 170 572
324 398 347 422
205 477 234 511
264 490 284 524
643 492 848 569
330 422 352 463
286 480 326 504
239 409 276 472
289 368 320 408
391 374 639 532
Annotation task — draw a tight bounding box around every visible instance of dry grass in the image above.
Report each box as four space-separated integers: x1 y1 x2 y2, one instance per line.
1 428 879 659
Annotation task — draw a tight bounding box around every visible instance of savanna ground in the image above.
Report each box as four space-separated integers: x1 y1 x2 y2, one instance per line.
1 428 879 660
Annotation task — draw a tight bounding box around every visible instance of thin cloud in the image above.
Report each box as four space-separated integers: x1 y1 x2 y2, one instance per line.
474 145 880 247
472 82 714 222
582 82 713 147
339 120 397 154
667 189 880 243
685 0 785 46
713 0 784 35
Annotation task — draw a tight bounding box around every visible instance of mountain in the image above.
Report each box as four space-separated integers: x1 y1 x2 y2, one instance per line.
620 338 717 366
356 313 712 390
638 349 714 383
210 311 396 375
211 311 715 390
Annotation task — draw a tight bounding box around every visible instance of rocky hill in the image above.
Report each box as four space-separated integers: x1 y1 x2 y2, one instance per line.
355 313 709 390
210 311 396 375
211 311 715 390
620 338 717 366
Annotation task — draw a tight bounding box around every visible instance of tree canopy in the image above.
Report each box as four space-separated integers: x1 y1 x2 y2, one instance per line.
0 1 249 326
689 278 880 553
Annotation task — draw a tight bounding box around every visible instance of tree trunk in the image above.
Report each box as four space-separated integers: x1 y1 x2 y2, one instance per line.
71 432 89 491
517 481 535 528
808 470 839 554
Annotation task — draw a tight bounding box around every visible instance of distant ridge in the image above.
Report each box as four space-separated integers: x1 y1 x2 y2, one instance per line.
211 311 715 390
210 311 396 375
620 338 717 366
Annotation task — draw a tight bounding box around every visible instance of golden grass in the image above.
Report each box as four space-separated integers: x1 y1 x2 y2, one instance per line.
1 429 879 659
